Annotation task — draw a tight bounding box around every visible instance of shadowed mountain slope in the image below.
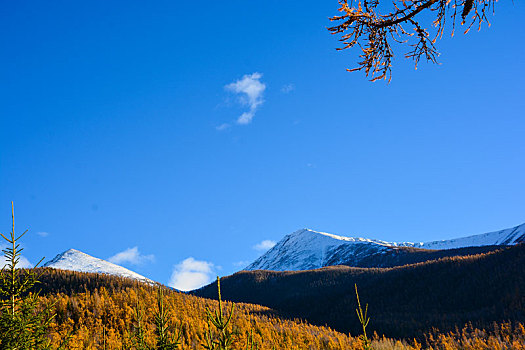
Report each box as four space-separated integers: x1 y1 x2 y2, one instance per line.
195 244 525 339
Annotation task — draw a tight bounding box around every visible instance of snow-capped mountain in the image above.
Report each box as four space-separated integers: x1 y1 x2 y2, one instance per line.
246 222 525 271
44 249 154 284
407 223 525 249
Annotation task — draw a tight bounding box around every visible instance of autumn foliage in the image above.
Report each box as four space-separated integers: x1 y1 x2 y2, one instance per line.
328 0 496 81
27 269 525 349
36 276 362 349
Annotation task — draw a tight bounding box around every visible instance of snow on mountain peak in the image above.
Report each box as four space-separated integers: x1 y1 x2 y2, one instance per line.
299 228 395 246
246 222 525 271
413 222 525 250
246 228 392 271
44 248 154 284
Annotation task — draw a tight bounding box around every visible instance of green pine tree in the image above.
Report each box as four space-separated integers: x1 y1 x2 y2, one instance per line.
129 287 183 350
202 277 242 350
242 330 259 350
153 287 183 350
354 283 372 350
0 202 57 349
129 298 150 350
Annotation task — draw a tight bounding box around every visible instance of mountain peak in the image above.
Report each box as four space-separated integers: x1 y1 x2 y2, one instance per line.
289 228 394 246
64 248 82 254
44 248 154 284
246 227 390 271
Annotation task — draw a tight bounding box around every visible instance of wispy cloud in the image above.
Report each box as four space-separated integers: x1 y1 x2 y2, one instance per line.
225 72 266 125
169 257 214 292
253 240 276 252
0 244 33 269
215 123 231 131
108 247 154 266
281 83 295 94
36 231 49 237
233 260 250 268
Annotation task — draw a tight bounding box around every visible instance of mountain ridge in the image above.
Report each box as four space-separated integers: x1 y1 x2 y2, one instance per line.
246 222 525 271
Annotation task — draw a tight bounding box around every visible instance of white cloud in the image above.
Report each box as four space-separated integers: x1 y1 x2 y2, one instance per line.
237 111 255 125
169 257 214 292
216 123 231 131
107 247 154 266
225 72 266 125
253 240 276 252
281 83 295 94
36 231 49 237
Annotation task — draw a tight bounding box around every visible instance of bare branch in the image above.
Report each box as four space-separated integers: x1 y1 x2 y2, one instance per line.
376 0 439 28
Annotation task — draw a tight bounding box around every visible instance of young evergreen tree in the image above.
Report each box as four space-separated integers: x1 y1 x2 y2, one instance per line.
129 287 183 350
202 277 237 350
242 330 259 350
202 277 262 350
129 298 150 350
354 284 371 350
0 202 57 349
153 287 182 350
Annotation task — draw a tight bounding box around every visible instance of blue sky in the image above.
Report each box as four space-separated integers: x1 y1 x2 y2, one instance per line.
1 0 524 290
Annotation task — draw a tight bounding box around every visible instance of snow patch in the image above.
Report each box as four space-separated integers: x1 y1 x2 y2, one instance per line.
44 249 154 284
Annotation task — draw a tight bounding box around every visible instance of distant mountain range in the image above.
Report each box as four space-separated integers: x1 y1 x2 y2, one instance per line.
41 222 525 288
43 248 153 284
246 222 525 271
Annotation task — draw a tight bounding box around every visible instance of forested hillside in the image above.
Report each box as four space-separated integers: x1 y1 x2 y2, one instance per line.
30 268 361 349
7 260 524 349
195 244 525 339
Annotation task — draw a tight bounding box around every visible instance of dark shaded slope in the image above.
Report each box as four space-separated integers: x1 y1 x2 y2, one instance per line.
340 244 503 268
194 244 525 339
